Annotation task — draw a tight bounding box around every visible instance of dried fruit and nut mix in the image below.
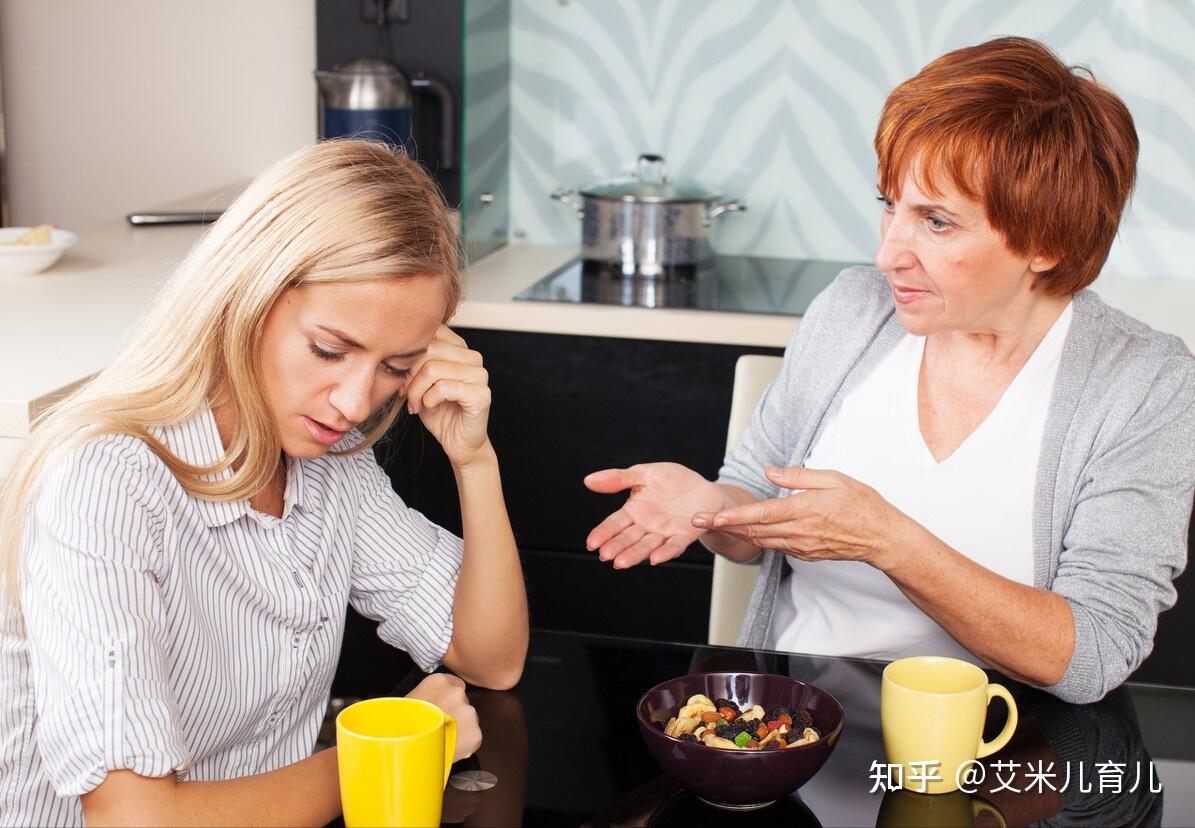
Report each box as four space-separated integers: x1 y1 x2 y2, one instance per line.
659 694 821 750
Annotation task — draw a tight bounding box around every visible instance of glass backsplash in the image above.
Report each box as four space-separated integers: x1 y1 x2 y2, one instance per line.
462 0 1195 281
462 0 512 261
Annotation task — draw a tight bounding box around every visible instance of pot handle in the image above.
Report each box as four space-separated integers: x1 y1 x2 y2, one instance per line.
636 153 671 184
706 199 746 224
550 189 585 219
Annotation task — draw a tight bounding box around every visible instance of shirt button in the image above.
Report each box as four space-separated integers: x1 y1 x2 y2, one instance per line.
292 633 302 647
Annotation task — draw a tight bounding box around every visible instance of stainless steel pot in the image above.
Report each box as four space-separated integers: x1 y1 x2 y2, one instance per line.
550 154 745 277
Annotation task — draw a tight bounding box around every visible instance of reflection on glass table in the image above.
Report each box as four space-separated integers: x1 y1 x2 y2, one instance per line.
339 629 1192 827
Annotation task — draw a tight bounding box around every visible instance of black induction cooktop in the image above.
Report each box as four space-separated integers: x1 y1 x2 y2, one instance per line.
512 255 860 316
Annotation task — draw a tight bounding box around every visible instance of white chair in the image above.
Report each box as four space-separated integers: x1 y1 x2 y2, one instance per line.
707 354 784 646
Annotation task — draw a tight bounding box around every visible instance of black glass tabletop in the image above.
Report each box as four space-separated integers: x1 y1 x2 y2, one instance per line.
381 630 1193 827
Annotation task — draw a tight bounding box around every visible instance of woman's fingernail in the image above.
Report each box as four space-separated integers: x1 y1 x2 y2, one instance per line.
713 516 727 528
692 515 708 527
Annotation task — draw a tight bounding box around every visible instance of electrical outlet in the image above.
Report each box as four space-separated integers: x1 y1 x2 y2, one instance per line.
360 0 409 25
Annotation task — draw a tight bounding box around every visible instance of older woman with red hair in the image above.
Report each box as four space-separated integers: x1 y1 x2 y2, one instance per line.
586 37 1195 704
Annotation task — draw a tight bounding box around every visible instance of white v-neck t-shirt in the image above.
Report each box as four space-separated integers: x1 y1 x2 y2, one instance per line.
767 302 1073 663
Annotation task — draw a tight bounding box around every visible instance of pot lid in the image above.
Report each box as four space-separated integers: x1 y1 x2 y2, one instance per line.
579 154 721 203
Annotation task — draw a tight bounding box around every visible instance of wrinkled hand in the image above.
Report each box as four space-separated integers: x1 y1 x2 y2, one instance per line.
406 673 482 762
693 465 906 567
584 463 725 569
405 326 494 468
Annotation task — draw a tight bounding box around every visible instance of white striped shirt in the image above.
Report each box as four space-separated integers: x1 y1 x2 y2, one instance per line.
0 409 463 826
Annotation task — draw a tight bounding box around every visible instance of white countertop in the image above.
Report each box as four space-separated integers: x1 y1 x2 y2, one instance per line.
0 220 803 439
0 219 206 438
3 205 1194 439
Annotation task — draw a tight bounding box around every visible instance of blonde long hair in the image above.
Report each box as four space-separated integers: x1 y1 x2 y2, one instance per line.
0 139 462 610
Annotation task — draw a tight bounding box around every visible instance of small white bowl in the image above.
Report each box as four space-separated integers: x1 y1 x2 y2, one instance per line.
0 227 78 274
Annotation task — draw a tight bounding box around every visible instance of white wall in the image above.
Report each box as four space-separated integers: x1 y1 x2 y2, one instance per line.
0 0 316 230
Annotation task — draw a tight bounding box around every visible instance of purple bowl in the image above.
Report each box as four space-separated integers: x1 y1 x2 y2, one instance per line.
636 672 845 809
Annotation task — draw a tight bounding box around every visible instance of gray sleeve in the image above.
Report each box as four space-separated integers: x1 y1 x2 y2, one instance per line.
1044 355 1195 704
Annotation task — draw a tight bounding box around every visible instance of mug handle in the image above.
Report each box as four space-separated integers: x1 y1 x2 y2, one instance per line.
976 684 1018 759
972 797 1008 828
442 714 457 787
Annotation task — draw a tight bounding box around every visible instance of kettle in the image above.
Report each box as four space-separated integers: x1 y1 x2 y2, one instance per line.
315 57 454 169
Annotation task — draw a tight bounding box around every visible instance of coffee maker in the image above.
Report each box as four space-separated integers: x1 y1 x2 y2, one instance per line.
315 57 454 169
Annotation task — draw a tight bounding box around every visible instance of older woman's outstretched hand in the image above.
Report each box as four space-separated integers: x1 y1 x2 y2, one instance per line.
584 463 726 569
693 465 911 569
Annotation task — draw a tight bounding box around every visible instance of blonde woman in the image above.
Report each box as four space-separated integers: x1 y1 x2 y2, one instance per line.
0 140 528 826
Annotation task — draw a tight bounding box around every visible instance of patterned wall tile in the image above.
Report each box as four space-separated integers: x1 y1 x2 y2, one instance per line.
503 0 1195 280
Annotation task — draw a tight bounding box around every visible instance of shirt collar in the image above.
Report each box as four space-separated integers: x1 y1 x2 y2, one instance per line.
151 407 310 528
282 452 309 519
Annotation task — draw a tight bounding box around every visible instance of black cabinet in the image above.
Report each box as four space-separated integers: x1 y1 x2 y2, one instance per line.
378 327 785 640
332 326 783 696
331 325 1195 695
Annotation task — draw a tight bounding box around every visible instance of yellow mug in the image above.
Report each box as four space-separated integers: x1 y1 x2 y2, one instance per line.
336 697 457 828
881 656 1018 795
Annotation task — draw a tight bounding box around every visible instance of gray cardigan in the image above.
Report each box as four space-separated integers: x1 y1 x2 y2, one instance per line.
720 267 1195 704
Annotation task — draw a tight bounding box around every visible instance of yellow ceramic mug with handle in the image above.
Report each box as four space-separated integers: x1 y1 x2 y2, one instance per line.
336 697 457 827
881 656 1018 795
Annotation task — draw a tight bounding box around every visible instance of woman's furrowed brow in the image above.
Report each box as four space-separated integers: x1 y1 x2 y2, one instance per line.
315 325 363 348
315 325 427 359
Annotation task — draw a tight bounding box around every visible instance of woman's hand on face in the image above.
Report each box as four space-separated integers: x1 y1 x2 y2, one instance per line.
405 326 494 468
584 463 725 569
406 673 482 762
694 465 907 569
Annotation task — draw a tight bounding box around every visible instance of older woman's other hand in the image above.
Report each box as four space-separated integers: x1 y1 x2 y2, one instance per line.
695 465 910 569
584 463 726 569
406 673 482 761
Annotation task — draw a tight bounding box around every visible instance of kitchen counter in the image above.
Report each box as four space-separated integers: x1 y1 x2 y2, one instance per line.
0 219 208 439
3 201 1195 442
454 244 805 346
0 224 801 441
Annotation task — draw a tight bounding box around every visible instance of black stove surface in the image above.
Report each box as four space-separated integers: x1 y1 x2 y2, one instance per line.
513 255 860 316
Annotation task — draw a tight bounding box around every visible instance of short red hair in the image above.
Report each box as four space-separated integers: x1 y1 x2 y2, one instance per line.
875 37 1138 295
